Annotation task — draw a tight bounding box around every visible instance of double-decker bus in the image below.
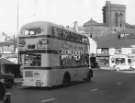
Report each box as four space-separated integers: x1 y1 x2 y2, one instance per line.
18 21 93 87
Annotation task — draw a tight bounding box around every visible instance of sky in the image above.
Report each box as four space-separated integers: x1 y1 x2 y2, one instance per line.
0 0 134 38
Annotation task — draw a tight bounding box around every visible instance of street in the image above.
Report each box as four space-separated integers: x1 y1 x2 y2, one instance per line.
7 69 135 103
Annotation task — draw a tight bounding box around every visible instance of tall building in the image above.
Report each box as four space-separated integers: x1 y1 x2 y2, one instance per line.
82 1 135 48
80 1 135 68
103 1 126 29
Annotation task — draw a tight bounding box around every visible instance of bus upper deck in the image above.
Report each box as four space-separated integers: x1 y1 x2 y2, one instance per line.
19 21 88 44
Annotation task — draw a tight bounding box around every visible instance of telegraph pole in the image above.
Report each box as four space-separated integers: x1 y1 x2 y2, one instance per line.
17 0 19 34
16 0 20 64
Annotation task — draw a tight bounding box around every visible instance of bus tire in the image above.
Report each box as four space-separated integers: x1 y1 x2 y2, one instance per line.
86 70 93 81
63 72 71 86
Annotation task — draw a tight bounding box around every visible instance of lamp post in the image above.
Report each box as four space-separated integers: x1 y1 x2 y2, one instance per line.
17 0 19 35
16 0 20 64
86 34 91 69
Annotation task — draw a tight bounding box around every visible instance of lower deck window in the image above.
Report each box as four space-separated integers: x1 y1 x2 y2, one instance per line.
60 54 89 67
23 53 41 66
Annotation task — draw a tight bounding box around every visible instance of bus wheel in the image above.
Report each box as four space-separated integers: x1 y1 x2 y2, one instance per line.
63 72 71 86
86 70 93 81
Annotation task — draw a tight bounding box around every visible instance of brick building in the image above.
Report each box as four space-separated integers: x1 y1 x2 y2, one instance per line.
83 1 135 39
80 1 135 69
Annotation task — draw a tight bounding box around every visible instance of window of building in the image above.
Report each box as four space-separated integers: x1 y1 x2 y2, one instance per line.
132 49 135 54
115 49 121 54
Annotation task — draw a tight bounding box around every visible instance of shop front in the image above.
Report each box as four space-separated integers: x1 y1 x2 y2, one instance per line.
96 54 110 69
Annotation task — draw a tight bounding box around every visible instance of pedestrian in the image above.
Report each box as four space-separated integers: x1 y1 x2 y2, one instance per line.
0 82 6 101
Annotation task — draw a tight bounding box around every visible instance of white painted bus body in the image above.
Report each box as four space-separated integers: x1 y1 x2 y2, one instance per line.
19 21 92 87
22 68 89 87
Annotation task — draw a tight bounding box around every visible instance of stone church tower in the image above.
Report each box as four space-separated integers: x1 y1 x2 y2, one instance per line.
102 1 126 30
83 1 135 39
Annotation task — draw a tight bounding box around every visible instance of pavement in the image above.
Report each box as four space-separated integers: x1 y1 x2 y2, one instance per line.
93 66 135 73
9 69 135 103
100 66 135 73
118 70 135 73
13 68 135 86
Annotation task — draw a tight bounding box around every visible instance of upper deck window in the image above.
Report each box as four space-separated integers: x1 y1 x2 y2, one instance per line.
23 28 42 36
52 26 88 44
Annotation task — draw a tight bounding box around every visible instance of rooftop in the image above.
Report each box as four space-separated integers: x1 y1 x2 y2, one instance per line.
95 33 135 48
83 18 105 27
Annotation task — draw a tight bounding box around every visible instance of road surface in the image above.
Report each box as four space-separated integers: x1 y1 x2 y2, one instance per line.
7 69 135 103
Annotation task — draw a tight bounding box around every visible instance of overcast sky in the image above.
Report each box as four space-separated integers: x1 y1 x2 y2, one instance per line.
0 0 134 36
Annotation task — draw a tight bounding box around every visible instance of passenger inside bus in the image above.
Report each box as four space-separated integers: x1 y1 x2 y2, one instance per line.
24 54 41 66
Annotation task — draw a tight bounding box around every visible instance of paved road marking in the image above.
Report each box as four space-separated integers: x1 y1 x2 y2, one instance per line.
41 97 56 103
91 88 98 92
117 81 122 85
122 71 135 73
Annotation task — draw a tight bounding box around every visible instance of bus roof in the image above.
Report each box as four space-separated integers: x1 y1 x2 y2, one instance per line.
20 21 56 33
20 21 89 44
20 21 84 35
21 21 57 29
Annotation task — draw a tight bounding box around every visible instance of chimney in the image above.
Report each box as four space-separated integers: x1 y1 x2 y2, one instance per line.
74 21 78 32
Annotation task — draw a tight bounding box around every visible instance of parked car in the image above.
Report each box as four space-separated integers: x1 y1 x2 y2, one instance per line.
114 64 130 71
130 62 135 70
0 73 14 88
